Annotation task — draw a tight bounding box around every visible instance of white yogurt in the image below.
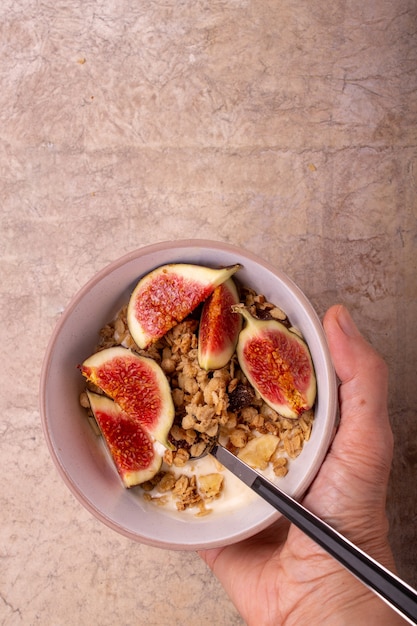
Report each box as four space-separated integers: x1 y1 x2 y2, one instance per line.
143 443 257 518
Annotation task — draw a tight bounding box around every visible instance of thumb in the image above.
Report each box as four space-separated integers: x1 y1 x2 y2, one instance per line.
322 304 393 490
310 305 396 563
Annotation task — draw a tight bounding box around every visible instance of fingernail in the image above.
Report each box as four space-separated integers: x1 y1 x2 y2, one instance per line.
337 305 361 338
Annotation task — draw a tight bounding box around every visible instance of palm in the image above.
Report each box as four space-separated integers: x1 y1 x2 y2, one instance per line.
199 306 401 626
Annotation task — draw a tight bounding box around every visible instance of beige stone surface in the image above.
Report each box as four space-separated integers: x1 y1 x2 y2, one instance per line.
1 1 416 624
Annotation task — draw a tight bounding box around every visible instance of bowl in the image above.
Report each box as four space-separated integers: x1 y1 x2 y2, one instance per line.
40 239 338 550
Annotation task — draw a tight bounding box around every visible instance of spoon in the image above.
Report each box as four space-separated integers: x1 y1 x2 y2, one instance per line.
207 443 417 626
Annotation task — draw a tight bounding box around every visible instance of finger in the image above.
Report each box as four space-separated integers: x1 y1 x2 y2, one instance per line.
322 304 393 481
323 304 390 428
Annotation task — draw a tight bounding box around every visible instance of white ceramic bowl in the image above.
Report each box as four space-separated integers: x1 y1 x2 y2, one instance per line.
40 239 337 550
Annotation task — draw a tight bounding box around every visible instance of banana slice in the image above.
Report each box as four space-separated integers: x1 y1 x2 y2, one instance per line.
237 434 279 470
198 473 224 500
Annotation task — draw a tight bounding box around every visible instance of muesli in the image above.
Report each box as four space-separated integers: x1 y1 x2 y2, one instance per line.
79 277 315 517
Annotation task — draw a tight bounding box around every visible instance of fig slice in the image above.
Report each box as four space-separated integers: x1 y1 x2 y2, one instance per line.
127 263 241 349
198 278 242 370
80 346 174 447
86 391 162 487
233 306 317 419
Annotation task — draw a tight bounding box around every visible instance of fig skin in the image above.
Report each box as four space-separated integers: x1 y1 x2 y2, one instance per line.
233 306 317 419
86 391 162 487
127 263 241 349
80 346 175 448
198 278 242 370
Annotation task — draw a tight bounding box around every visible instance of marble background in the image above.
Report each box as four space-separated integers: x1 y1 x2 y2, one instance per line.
1 1 416 624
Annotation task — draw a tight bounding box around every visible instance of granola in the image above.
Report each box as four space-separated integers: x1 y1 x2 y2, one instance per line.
81 286 314 515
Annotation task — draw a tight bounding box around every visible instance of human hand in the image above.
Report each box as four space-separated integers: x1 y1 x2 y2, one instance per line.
198 305 406 626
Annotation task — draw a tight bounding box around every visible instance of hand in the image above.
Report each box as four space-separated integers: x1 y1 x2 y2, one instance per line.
198 305 406 626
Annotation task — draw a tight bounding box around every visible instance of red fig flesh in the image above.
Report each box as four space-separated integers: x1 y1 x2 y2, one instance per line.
198 278 242 370
233 306 316 419
127 263 241 349
80 346 174 447
86 391 162 487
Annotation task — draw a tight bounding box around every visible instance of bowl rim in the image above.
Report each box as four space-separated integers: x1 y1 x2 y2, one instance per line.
40 239 338 549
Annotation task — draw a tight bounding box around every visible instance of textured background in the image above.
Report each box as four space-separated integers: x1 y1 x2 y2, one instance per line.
1 1 416 624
